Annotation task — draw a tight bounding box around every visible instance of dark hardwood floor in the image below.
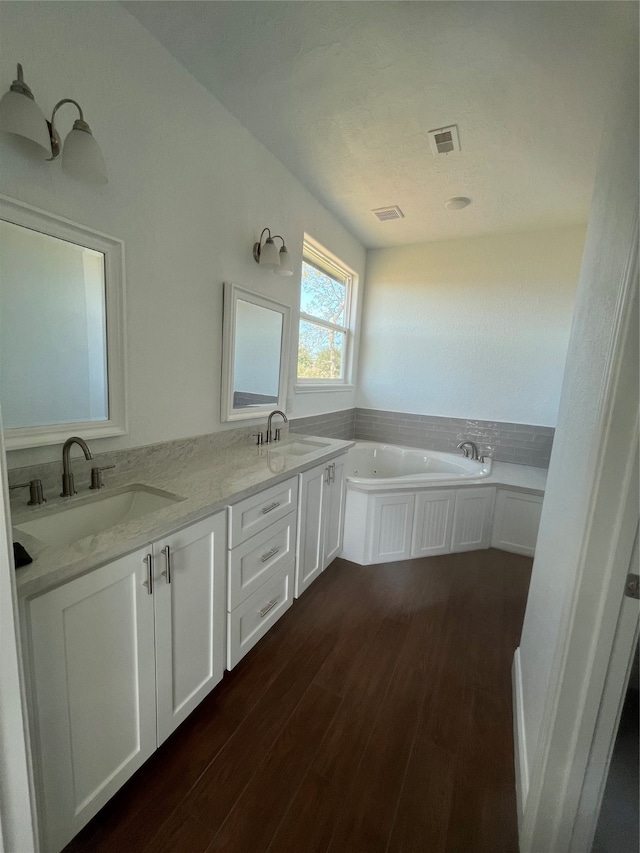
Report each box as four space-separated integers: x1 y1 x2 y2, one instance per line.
63 548 531 853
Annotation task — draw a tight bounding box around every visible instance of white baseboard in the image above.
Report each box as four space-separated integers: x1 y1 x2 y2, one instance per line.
513 647 529 832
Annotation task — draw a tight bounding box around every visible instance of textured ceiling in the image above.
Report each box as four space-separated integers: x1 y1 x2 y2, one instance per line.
125 1 636 248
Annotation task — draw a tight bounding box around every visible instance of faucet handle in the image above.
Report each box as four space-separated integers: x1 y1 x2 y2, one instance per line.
10 480 46 506
252 432 264 447
90 465 115 490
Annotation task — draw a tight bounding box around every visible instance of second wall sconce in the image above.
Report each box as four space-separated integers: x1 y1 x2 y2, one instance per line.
253 227 294 276
0 63 107 185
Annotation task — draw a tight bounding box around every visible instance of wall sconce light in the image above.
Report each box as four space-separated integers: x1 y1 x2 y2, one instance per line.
0 63 107 185
253 228 293 276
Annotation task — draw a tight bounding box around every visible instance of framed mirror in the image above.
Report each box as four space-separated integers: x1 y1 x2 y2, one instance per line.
221 282 291 422
0 196 127 449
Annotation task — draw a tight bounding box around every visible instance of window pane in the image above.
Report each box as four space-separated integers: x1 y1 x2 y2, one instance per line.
298 320 344 380
301 261 346 326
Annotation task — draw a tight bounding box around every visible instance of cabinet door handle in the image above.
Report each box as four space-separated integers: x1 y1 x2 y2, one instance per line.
261 501 280 515
259 599 278 618
143 553 154 595
330 463 335 483
261 546 280 563
161 545 171 583
324 466 330 484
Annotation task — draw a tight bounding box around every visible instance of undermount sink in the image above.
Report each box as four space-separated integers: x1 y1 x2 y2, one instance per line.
270 438 331 457
13 485 184 548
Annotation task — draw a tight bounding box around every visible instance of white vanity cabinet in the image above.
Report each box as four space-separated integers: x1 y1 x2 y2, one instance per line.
227 477 298 668
490 489 543 556
22 511 226 853
24 547 156 853
296 454 346 597
152 513 226 744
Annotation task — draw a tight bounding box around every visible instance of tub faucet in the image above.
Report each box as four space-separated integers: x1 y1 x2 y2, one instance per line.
61 436 93 497
457 440 479 461
266 410 288 443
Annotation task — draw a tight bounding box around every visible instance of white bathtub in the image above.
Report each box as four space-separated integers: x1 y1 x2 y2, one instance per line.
346 441 491 491
342 441 494 565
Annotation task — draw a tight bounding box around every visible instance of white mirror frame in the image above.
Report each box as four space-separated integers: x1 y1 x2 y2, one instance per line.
0 195 127 449
221 282 291 422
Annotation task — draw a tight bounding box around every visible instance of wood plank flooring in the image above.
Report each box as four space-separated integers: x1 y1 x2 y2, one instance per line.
63 548 531 853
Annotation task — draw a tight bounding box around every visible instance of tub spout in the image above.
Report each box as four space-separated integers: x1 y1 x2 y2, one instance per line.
457 440 479 460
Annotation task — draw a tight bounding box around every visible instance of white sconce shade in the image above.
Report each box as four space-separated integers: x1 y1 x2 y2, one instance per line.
0 64 107 184
253 227 294 276
0 89 51 158
275 244 294 276
259 237 281 269
61 123 107 185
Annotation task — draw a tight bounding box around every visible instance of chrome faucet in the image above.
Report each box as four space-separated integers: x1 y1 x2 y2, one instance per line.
61 436 93 497
266 409 288 443
457 440 480 461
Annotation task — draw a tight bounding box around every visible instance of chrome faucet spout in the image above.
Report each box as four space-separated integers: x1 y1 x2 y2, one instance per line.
266 409 288 444
457 440 480 461
61 436 93 497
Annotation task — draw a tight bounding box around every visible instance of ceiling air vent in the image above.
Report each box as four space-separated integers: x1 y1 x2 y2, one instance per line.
427 125 461 156
371 205 404 222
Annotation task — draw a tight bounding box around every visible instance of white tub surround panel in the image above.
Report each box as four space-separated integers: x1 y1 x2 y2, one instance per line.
0 2 365 471
358 226 585 427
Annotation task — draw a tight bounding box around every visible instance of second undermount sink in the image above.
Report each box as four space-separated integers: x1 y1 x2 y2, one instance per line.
270 438 331 457
13 485 184 548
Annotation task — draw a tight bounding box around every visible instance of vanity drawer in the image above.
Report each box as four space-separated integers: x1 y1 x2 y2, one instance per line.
228 477 298 547
228 510 297 610
227 562 294 669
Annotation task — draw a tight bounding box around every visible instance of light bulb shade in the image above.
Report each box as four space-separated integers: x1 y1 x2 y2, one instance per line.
0 89 51 157
259 237 280 269
61 126 107 185
275 245 294 276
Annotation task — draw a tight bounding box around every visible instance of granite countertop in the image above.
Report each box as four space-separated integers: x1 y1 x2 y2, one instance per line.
13 434 354 598
12 436 546 599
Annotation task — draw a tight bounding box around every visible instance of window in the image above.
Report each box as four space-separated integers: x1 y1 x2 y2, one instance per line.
297 238 355 388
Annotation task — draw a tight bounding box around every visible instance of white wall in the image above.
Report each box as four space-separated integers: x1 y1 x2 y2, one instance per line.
517 36 638 850
0 2 365 469
358 226 585 425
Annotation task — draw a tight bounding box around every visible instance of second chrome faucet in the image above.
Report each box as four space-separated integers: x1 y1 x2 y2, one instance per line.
60 436 93 497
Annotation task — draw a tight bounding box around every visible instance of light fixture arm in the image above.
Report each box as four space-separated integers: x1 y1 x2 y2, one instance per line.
9 64 35 99
48 98 89 160
253 227 273 263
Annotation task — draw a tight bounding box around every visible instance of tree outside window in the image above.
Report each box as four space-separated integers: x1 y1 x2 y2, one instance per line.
297 250 352 383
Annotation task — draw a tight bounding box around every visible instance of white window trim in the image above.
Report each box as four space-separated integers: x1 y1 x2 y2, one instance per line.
295 236 358 392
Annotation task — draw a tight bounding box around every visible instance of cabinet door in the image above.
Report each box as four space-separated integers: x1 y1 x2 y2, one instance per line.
451 487 496 552
296 463 326 598
491 489 543 557
366 492 415 564
323 456 347 567
411 489 456 557
25 549 156 853
154 512 226 745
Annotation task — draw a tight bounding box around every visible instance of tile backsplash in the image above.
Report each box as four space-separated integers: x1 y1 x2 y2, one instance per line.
290 407 554 468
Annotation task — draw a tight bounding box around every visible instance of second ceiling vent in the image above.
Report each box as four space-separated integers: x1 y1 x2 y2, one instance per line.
427 125 461 156
371 205 404 222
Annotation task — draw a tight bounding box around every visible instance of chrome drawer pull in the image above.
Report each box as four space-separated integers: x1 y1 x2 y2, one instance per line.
259 599 278 618
261 547 280 563
261 501 280 515
161 545 171 583
143 553 153 595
